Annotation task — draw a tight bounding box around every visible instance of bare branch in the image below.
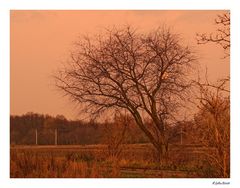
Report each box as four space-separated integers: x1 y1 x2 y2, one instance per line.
196 12 230 58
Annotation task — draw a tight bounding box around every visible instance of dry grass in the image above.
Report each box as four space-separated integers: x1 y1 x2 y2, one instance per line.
10 144 222 178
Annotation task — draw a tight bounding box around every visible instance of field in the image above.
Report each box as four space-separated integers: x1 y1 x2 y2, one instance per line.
10 144 218 178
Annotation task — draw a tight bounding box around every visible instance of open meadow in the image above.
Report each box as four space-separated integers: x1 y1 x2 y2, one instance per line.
11 144 217 178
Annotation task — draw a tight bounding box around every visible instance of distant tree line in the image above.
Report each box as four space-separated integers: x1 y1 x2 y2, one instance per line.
10 112 193 145
10 112 149 145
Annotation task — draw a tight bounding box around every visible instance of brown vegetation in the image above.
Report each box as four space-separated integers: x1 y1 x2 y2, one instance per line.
11 144 220 178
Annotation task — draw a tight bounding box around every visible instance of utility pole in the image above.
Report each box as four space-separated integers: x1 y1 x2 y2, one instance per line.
180 126 183 145
55 128 58 145
35 129 38 145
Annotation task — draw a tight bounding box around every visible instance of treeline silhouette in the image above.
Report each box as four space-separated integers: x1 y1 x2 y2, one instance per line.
10 112 149 145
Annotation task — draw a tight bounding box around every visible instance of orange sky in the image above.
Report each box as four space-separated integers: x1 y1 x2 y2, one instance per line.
10 10 229 120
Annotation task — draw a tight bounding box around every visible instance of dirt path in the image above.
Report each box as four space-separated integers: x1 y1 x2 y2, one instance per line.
119 166 197 178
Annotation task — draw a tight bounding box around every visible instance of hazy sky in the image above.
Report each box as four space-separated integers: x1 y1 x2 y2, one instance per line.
10 10 229 120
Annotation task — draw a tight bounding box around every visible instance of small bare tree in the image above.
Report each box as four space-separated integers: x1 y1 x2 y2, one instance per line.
55 26 196 163
197 12 230 58
194 79 230 177
102 112 129 160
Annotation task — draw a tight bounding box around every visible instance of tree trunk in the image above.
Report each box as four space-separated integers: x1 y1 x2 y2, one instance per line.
132 110 168 165
155 141 168 167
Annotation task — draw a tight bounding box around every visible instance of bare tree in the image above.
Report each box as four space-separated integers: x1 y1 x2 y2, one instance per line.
197 12 230 58
55 26 196 163
194 79 230 177
195 12 230 177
